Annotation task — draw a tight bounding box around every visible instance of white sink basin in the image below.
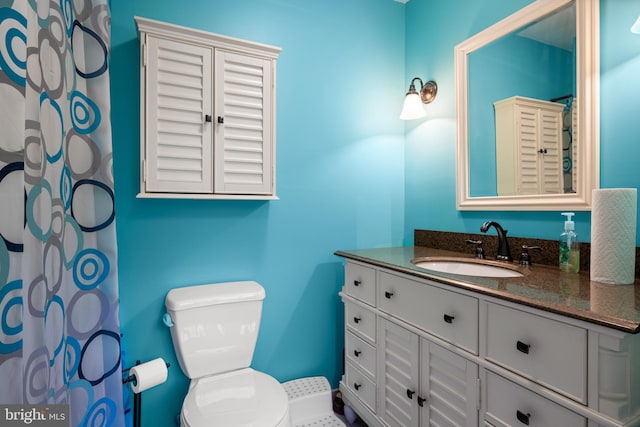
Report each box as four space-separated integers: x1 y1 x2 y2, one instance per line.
412 257 523 278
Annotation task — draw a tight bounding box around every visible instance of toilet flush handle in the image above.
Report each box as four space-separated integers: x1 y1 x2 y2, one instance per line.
162 313 174 327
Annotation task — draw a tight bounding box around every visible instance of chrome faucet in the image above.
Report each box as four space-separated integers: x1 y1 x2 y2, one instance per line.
480 221 512 261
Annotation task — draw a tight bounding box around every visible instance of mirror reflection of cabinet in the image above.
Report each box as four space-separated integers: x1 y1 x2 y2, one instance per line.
494 96 565 196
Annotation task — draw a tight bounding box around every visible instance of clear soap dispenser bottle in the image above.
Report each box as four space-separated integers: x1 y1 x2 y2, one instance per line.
559 212 580 273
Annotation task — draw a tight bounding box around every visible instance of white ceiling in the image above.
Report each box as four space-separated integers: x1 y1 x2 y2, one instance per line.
517 3 576 51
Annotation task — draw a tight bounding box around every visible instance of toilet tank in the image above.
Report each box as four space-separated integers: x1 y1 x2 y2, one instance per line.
165 281 265 379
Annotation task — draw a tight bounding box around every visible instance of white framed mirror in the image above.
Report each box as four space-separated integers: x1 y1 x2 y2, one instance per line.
455 0 599 211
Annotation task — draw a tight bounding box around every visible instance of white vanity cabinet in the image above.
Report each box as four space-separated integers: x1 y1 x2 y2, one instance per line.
378 318 479 427
343 262 378 414
340 261 480 427
378 270 479 355
339 258 640 427
135 17 281 199
485 302 587 404
494 96 565 196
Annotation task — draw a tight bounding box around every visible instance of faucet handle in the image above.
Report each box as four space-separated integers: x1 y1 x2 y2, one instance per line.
466 239 485 259
519 245 542 266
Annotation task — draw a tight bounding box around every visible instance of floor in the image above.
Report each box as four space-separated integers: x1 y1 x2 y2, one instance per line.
332 392 368 427
335 411 368 427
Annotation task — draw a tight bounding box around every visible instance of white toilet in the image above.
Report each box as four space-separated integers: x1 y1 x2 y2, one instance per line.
164 281 292 427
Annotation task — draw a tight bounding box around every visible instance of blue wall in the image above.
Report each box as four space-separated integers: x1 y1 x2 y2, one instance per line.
110 0 405 425
404 0 640 245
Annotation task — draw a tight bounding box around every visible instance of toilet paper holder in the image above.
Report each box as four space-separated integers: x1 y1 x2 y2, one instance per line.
122 359 171 389
122 359 171 427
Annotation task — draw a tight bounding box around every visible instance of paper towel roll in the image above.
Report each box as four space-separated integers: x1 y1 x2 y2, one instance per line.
590 282 635 316
590 188 637 285
130 358 168 393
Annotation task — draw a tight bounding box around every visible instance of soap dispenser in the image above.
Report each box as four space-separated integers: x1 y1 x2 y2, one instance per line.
559 212 580 273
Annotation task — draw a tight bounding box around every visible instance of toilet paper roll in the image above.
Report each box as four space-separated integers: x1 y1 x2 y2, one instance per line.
590 188 637 285
130 358 168 394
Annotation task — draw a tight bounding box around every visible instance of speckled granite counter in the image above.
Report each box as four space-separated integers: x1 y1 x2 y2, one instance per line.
335 246 640 334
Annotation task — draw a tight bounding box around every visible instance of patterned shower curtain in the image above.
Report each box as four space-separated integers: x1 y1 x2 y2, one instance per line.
0 0 124 426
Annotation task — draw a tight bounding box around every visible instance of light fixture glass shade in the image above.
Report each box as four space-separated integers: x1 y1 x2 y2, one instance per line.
400 93 427 120
632 15 640 34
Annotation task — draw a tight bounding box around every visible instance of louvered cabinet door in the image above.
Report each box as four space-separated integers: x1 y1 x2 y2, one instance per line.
378 318 420 427
419 339 479 427
538 108 563 194
214 50 273 195
145 36 213 193
571 98 578 192
515 105 541 195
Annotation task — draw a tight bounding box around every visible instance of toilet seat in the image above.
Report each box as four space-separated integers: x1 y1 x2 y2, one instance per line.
181 368 291 427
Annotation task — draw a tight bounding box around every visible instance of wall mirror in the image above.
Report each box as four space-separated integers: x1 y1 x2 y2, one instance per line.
455 0 599 210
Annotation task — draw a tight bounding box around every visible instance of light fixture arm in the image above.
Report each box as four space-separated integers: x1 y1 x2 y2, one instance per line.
407 77 424 95
409 78 437 104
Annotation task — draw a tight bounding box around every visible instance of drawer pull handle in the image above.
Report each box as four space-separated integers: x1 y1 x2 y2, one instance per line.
353 383 361 391
353 280 361 287
516 340 531 354
443 314 455 324
354 350 361 357
353 316 361 324
385 291 394 299
406 389 415 399
516 410 531 425
417 396 427 407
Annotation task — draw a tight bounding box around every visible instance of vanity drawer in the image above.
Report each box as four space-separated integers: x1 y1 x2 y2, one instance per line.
345 330 376 379
345 262 376 306
378 271 478 354
345 300 376 344
486 302 587 403
485 371 586 427
345 362 376 412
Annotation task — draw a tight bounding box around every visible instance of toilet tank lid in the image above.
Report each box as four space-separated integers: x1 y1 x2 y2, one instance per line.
165 281 265 311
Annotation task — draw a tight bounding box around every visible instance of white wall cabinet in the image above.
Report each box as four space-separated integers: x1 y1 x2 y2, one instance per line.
494 96 565 196
135 17 281 199
339 260 640 427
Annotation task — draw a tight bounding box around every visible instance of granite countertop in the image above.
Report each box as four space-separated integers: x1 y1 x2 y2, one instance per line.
335 246 640 334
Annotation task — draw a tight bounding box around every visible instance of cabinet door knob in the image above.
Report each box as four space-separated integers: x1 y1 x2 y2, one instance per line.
406 389 416 399
353 316 361 324
217 116 224 124
516 410 531 425
418 396 427 407
516 340 531 354
353 383 361 391
384 291 394 299
205 114 212 122
537 148 547 154
353 350 361 357
443 314 455 324
353 280 361 287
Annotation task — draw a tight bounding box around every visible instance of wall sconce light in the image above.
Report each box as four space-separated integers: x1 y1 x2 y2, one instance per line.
632 15 640 34
400 77 437 120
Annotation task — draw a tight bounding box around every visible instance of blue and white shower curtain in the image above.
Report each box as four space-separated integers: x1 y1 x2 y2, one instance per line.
0 0 124 426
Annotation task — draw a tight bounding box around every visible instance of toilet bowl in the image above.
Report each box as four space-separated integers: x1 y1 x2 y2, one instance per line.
180 369 291 427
